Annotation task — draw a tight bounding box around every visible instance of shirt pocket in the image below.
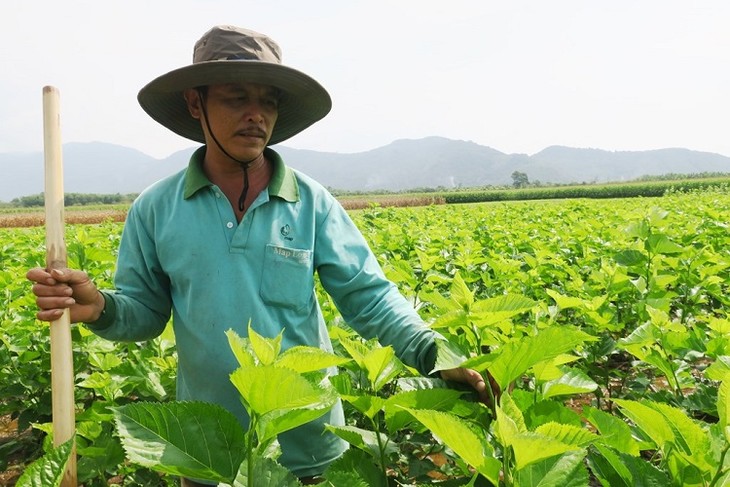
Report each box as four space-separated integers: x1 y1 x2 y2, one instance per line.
260 244 314 310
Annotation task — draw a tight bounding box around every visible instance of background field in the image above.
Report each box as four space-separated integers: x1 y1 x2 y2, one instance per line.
1 184 729 485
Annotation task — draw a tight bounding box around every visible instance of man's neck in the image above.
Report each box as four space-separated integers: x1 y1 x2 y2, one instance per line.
203 148 273 219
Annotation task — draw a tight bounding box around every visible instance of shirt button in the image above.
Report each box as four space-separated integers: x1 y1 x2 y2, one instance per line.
216 192 221 198
226 222 234 229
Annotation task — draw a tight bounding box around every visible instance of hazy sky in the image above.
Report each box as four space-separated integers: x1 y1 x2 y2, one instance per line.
2 1 729 159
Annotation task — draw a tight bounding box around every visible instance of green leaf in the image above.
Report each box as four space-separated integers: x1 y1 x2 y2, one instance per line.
587 444 670 487
429 308 469 330
337 337 371 369
625 219 650 239
402 408 501 484
545 289 584 310
646 233 685 255
383 259 417 289
615 249 647 267
113 401 245 483
323 447 387 487
705 356 730 381
495 394 526 448
524 401 582 430
230 456 301 487
230 365 337 442
276 346 351 373
257 392 337 445
231 365 328 415
534 422 597 448
486 327 595 391
324 424 396 460
339 393 386 420
513 450 589 487
719 378 729 442
583 406 640 456
542 367 599 399
384 388 472 431
363 346 403 392
226 329 255 369
511 431 581 470
15 436 73 487
615 399 714 474
613 399 673 450
470 294 537 328
419 290 459 312
432 337 470 372
248 323 282 366
450 272 474 309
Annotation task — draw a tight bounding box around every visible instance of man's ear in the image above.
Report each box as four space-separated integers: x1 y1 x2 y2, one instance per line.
183 88 201 119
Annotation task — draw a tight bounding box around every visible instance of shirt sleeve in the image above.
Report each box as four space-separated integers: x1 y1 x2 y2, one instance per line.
84 203 171 341
314 201 438 376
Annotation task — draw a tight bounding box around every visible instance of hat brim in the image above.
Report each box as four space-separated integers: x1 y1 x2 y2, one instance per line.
137 60 332 146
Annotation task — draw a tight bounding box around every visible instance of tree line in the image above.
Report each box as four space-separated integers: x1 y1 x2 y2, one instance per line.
7 193 138 208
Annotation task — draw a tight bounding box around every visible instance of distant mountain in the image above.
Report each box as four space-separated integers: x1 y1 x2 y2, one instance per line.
1 137 729 202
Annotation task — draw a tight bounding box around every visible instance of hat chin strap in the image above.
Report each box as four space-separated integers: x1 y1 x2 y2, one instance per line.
197 88 262 213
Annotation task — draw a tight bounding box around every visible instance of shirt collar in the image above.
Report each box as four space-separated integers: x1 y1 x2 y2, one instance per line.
183 146 299 202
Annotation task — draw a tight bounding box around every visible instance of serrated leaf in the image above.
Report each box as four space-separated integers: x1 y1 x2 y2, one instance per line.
248 324 281 366
645 400 714 473
384 259 417 288
113 401 245 482
588 444 670 487
276 346 351 373
419 290 460 311
450 272 474 309
338 337 371 369
15 436 73 487
384 388 471 431
719 379 729 442
615 249 647 267
226 329 255 368
533 354 580 382
705 356 730 381
470 294 537 328
431 338 470 373
613 399 673 450
256 391 337 444
511 431 581 470
339 393 386 419
535 422 598 448
231 365 324 415
584 406 640 456
513 450 588 487
615 398 714 474
542 368 598 399
324 424 396 460
487 327 595 391
625 220 650 239
363 346 403 392
646 233 685 255
545 289 584 310
230 365 336 441
230 456 301 487
429 308 469 330
402 408 500 484
324 447 387 487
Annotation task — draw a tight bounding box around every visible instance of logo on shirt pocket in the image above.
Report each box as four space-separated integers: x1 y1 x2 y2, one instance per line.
260 244 314 310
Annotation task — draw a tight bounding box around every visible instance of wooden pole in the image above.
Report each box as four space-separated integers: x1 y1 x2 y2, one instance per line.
43 85 77 487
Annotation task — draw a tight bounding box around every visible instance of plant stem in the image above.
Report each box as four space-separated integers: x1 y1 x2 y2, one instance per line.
708 444 729 487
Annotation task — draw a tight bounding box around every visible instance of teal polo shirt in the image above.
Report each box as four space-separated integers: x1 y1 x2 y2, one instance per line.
88 146 438 477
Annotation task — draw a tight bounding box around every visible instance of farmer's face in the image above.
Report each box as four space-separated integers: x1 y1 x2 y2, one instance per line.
186 82 279 162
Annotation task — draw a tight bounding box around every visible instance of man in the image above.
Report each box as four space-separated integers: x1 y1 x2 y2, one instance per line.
28 25 492 485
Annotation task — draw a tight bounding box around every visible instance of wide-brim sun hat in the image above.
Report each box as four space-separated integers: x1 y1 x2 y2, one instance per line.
138 25 332 146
